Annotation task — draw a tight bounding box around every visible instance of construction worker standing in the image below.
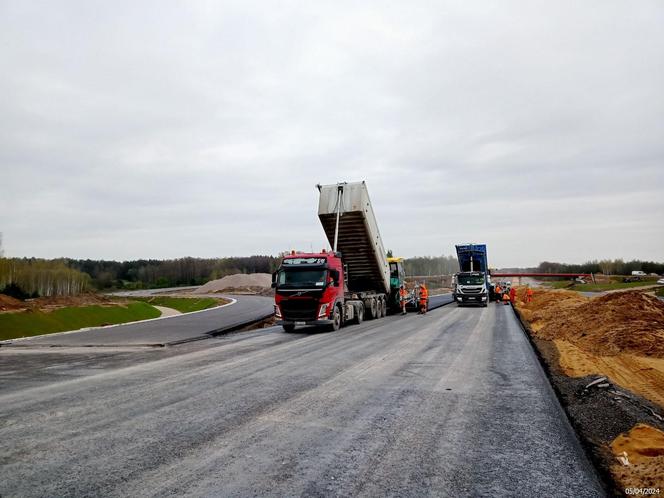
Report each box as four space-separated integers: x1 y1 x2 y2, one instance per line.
495 284 502 303
399 284 408 315
526 286 534 303
502 292 511 305
509 286 517 304
419 283 428 314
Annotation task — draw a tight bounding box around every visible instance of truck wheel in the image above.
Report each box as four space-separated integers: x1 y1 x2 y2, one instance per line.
368 298 377 319
355 303 364 324
328 305 342 332
282 324 295 333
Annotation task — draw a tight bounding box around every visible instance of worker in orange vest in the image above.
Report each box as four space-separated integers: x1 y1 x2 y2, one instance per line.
502 292 511 305
494 284 502 303
509 287 517 304
419 283 428 314
526 286 534 303
399 284 408 315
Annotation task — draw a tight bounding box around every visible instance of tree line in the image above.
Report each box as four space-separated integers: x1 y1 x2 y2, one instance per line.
0 258 91 298
536 259 664 275
402 255 459 276
2 254 661 298
0 256 280 297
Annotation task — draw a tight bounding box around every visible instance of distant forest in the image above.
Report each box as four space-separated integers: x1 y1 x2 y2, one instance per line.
0 255 662 298
0 256 279 297
535 259 664 276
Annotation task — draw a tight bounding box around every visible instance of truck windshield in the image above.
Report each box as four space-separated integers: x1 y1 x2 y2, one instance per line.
458 275 485 285
277 270 327 288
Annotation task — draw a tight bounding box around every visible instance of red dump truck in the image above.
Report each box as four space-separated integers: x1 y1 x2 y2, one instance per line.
273 181 395 332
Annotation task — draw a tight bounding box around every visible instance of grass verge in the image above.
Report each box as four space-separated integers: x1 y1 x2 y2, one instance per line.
128 296 222 313
0 303 161 341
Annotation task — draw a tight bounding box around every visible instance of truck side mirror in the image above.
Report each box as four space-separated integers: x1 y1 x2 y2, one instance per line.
271 272 277 288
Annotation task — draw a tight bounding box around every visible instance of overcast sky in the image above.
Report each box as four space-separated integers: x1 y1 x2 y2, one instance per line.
1 1 663 267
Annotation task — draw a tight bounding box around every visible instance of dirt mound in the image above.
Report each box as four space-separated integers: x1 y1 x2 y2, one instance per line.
0 293 121 313
518 290 664 358
0 294 25 311
610 423 664 488
196 273 272 294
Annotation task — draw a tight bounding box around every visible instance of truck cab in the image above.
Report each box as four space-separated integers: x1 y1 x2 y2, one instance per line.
454 243 489 307
273 251 346 332
453 271 488 306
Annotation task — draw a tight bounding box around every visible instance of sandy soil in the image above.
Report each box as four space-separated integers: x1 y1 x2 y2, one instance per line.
196 273 272 294
610 424 664 489
514 288 664 491
516 290 664 406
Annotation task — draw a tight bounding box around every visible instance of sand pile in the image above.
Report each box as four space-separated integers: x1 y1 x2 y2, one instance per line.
518 290 664 358
610 423 664 488
0 294 24 311
196 273 272 294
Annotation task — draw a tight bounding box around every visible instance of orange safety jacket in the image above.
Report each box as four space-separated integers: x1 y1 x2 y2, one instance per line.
399 288 407 300
419 287 428 301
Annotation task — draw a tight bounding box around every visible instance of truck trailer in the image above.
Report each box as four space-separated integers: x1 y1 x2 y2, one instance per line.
453 243 490 307
273 181 400 332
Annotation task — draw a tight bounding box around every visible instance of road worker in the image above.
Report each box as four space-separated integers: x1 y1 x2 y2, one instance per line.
502 292 511 305
399 284 408 315
494 284 502 303
509 286 516 304
526 286 534 303
419 283 428 314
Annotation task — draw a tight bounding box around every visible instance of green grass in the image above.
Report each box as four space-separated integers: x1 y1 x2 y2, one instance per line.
547 280 659 292
129 296 220 313
656 287 664 297
0 302 161 341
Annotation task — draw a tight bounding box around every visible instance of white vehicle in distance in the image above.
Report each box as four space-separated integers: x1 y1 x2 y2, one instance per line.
657 278 664 285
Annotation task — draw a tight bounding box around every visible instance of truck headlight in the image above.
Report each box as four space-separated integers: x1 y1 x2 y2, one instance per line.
481 296 487 301
318 303 328 317
456 297 462 301
274 305 282 318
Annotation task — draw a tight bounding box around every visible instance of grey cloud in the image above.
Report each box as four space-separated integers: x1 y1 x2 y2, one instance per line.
1 0 663 266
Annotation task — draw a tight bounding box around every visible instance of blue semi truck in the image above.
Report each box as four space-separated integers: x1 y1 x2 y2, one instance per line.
453 243 490 307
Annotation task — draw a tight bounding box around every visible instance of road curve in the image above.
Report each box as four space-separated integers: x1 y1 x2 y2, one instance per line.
1 295 274 347
0 302 603 497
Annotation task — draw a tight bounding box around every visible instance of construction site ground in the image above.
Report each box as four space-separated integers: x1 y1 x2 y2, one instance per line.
514 288 664 493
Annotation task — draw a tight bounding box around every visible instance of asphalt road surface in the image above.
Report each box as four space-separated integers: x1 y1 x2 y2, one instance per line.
1 295 274 347
0 302 604 497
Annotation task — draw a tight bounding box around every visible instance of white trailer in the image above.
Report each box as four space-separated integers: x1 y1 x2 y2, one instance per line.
317 181 391 318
